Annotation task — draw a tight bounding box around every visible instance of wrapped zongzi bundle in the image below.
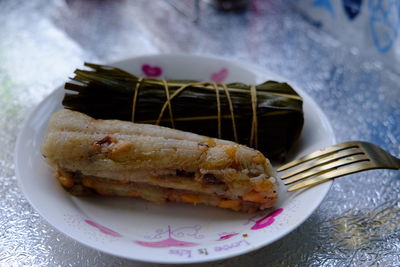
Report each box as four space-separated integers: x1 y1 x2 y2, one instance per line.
41 109 278 212
63 63 304 161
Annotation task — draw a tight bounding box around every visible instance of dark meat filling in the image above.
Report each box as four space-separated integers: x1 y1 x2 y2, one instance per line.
202 173 224 185
175 169 195 178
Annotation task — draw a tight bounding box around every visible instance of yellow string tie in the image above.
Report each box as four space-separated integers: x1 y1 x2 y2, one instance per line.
211 82 222 139
155 81 258 148
131 78 143 122
250 85 258 148
156 81 210 125
161 79 175 128
221 83 238 143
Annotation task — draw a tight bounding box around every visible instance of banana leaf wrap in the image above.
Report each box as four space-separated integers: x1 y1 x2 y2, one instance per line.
62 63 304 161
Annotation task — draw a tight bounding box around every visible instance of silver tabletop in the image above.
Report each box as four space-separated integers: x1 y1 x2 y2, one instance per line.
0 1 399 266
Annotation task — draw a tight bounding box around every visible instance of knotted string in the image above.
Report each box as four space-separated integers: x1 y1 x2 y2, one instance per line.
131 78 143 122
155 81 209 126
249 85 258 148
211 82 222 139
135 79 257 148
220 83 238 143
161 79 175 128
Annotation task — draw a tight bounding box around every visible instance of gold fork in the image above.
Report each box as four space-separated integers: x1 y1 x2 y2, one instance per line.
277 141 400 192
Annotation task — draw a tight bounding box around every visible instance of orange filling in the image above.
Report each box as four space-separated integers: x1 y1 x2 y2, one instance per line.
82 176 109 195
254 179 273 192
57 174 74 188
218 199 240 209
242 190 267 203
181 193 201 204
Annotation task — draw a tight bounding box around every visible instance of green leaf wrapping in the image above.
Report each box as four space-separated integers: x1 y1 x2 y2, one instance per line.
62 63 304 161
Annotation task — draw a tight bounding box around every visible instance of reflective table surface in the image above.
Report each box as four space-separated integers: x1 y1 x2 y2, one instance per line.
0 1 399 266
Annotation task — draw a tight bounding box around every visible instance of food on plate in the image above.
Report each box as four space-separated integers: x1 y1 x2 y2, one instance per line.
41 109 278 212
62 63 304 161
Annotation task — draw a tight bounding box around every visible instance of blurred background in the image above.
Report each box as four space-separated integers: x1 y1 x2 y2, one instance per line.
0 0 399 266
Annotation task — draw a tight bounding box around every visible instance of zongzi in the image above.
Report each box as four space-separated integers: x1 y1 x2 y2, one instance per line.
41 109 278 212
63 63 304 161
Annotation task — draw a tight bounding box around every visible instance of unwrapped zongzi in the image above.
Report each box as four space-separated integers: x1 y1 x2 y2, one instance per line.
41 109 278 212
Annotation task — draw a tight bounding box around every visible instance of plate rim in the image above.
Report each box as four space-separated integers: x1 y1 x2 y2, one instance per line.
15 53 336 264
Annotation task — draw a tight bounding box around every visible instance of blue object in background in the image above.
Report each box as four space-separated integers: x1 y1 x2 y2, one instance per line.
369 0 400 53
312 0 335 16
343 0 363 20
294 0 400 70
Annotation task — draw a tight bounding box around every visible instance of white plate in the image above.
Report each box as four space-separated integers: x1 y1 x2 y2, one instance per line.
15 54 335 264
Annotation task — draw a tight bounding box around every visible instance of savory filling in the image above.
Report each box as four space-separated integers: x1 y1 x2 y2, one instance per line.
56 168 277 212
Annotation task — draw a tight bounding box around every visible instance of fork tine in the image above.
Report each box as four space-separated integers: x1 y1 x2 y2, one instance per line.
280 148 362 179
283 154 369 185
287 161 375 192
277 141 360 172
